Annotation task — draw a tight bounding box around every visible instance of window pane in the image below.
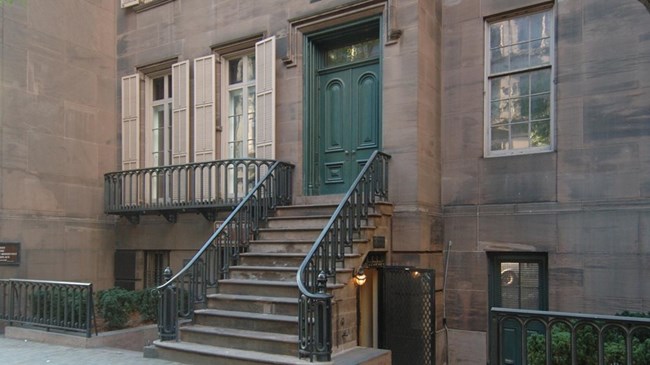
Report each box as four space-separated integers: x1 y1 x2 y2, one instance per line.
531 94 550 120
519 263 540 310
229 57 243 84
491 76 506 100
500 262 520 308
247 87 256 157
511 17 530 44
325 38 379 67
491 100 509 125
530 39 551 67
510 73 530 98
153 76 165 100
490 23 504 48
491 125 509 151
167 74 172 98
490 47 510 74
511 123 529 149
531 120 550 147
530 12 551 40
530 69 551 94
510 42 530 71
247 55 256 81
510 97 529 122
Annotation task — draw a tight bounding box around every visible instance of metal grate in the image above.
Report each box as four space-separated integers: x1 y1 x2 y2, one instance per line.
379 267 435 365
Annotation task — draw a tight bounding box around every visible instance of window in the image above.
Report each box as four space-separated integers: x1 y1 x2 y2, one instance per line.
226 53 256 159
120 37 276 172
144 250 169 288
485 9 554 156
488 253 548 311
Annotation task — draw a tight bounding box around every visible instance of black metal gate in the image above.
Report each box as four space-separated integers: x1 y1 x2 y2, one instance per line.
379 267 435 365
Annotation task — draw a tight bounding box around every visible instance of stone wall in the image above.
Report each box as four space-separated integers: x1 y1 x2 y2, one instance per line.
0 0 117 289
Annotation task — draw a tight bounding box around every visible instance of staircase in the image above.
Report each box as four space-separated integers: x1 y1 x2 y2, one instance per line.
151 201 391 365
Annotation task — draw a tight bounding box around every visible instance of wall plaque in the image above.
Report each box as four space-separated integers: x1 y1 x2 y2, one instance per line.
0 242 20 266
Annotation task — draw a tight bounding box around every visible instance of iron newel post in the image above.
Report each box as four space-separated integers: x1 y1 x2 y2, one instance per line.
159 267 178 341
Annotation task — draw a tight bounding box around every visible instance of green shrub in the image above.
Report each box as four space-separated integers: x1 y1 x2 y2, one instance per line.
96 287 136 329
95 287 160 330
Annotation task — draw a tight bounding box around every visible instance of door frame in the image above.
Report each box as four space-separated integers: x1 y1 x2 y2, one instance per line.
303 16 383 196
487 252 549 365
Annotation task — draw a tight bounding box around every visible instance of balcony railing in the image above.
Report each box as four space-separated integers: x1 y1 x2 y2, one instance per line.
490 307 650 365
104 159 278 223
0 279 96 337
297 151 390 362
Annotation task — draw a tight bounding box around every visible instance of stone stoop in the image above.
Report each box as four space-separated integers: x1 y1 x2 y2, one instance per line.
150 202 391 365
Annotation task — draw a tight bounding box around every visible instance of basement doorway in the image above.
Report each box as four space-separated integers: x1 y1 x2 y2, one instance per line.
378 266 435 365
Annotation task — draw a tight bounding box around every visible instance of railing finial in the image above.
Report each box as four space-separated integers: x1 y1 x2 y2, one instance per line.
317 271 328 294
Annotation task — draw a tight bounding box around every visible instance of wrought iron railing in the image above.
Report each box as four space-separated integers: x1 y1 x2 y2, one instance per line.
156 161 293 341
297 151 390 361
490 307 650 365
0 279 96 337
104 159 278 222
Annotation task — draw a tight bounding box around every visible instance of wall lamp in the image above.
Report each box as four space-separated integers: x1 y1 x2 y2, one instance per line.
353 267 367 286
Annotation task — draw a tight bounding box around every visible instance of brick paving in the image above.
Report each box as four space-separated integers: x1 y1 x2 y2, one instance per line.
0 335 184 365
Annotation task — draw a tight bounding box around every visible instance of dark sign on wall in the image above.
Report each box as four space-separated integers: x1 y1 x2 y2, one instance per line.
0 242 20 265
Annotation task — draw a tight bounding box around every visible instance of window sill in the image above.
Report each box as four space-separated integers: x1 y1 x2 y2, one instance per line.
484 148 555 158
134 0 175 13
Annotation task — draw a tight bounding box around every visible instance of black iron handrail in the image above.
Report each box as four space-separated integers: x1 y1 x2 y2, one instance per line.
297 150 390 361
490 307 650 365
104 159 278 222
0 279 96 337
156 161 293 341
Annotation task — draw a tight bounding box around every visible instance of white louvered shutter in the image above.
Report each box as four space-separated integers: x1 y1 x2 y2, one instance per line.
172 61 190 202
255 36 276 160
121 74 140 170
193 55 216 163
193 55 216 201
172 60 190 165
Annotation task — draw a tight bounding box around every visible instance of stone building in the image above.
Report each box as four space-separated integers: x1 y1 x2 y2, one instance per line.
0 0 648 364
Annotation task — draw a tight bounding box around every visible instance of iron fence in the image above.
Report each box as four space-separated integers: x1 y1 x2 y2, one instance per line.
490 307 650 365
104 159 278 222
297 150 391 362
156 161 294 341
0 279 96 337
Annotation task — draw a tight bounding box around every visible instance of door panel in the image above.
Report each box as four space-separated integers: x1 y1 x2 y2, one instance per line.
319 62 380 194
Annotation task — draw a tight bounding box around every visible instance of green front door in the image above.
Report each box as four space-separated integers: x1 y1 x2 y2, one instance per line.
318 61 380 194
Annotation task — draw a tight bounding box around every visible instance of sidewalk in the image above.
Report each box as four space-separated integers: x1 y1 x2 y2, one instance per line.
0 335 184 365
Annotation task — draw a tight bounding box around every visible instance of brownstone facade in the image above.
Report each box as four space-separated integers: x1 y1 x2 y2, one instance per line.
1 0 648 363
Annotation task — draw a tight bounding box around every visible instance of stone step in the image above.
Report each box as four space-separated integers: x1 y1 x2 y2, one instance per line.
153 340 313 365
219 278 347 298
266 215 332 229
193 309 298 335
257 227 324 241
238 253 306 267
180 325 299 357
229 265 354 283
247 238 368 254
238 252 360 268
206 293 299 316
